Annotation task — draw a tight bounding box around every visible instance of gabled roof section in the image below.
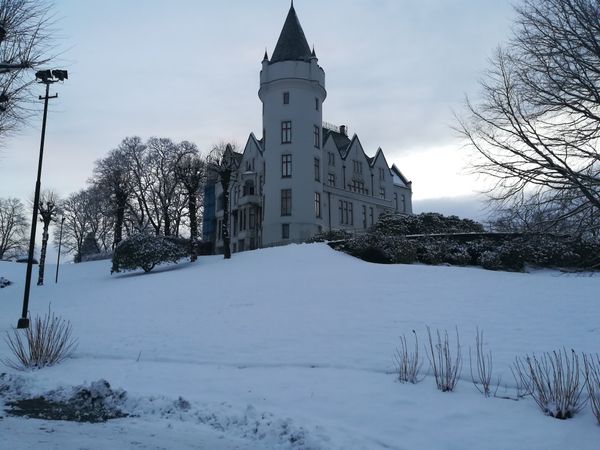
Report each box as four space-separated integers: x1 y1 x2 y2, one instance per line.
391 164 412 188
323 127 352 157
270 4 312 64
244 132 264 155
370 147 389 168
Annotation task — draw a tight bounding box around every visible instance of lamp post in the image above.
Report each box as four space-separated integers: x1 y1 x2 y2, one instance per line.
55 216 65 284
17 69 68 329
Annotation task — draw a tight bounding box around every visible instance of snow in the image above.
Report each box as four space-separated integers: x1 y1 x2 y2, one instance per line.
0 243 599 449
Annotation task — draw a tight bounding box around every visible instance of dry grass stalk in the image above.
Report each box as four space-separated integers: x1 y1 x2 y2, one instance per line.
583 353 600 425
425 327 462 392
469 328 494 397
513 349 586 419
394 330 423 384
2 307 77 370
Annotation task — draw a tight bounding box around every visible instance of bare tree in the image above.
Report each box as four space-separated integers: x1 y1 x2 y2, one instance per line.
0 196 27 259
207 142 239 260
175 142 206 261
0 0 56 141
459 0 600 235
36 189 57 285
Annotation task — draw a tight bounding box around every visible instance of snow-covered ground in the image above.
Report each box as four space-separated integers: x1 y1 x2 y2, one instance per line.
0 243 598 449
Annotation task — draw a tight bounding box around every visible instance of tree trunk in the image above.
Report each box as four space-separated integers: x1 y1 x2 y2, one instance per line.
221 171 231 260
189 193 198 262
163 209 171 237
37 221 50 285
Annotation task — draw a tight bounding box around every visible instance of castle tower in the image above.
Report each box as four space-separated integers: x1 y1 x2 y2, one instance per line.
259 3 327 246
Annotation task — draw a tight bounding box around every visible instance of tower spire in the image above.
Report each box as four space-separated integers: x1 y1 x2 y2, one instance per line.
270 2 312 63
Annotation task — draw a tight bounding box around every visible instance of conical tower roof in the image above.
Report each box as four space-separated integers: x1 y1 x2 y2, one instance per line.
270 3 312 64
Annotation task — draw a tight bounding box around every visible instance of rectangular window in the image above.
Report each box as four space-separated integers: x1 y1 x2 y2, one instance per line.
315 192 321 218
281 154 292 178
353 160 363 174
370 207 374 225
380 187 386 199
281 189 292 216
328 152 335 166
282 223 290 240
362 205 367 228
394 193 399 211
249 208 256 229
338 200 354 225
283 92 289 104
328 173 336 187
314 125 320 148
314 157 320 182
315 97 319 111
281 121 292 144
402 194 406 213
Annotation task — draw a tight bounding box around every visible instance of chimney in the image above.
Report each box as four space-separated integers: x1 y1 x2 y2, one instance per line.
340 125 347 136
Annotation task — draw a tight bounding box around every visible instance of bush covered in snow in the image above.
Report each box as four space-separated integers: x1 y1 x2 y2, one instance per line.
111 233 183 274
372 212 485 237
333 215 600 271
0 277 11 288
308 229 353 243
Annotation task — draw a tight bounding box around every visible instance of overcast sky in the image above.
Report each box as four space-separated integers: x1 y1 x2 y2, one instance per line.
0 0 516 220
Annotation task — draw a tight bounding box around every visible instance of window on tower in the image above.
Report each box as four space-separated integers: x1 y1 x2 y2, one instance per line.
281 121 292 144
314 125 320 148
314 157 321 182
315 98 319 111
281 189 292 216
283 92 290 104
281 154 292 178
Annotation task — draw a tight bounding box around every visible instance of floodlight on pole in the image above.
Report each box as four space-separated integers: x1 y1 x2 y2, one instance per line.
17 69 68 329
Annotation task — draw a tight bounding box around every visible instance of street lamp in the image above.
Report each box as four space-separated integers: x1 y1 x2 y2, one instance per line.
17 69 68 329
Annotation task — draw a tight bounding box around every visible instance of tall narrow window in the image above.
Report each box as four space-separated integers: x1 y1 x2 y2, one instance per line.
402 194 406 213
281 154 292 178
379 168 386 180
282 223 290 240
281 189 292 216
283 92 290 104
314 125 320 148
369 207 374 225
379 187 385 199
315 192 321 218
328 152 335 166
394 193 399 211
314 157 320 182
281 121 292 144
315 97 319 111
362 205 367 228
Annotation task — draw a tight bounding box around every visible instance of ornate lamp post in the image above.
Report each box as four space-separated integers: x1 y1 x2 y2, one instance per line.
17 69 68 329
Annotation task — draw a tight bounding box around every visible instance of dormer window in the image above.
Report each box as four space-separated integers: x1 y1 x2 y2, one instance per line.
283 92 290 104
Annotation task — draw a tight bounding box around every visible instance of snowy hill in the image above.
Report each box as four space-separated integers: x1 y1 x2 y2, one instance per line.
0 244 598 449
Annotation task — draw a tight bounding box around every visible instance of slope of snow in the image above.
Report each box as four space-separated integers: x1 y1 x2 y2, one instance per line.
0 244 598 449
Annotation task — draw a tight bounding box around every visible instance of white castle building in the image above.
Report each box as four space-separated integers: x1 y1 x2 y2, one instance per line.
203 3 413 253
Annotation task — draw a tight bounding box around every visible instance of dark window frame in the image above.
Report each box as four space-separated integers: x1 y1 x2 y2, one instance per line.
281 189 292 216
281 154 292 178
281 121 292 144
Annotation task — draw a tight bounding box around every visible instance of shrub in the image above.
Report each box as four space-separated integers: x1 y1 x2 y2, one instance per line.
469 328 495 397
425 327 462 392
2 308 77 370
513 349 586 419
309 229 353 243
344 234 417 264
394 330 423 384
111 233 183 274
373 212 484 237
583 354 600 425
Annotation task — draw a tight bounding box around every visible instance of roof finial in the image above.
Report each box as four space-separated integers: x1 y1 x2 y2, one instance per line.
311 45 316 58
263 48 269 61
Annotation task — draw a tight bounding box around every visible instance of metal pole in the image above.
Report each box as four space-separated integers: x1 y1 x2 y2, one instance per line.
55 216 65 284
18 82 53 329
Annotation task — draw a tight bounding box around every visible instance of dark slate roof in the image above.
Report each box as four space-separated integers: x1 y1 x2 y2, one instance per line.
270 4 312 64
323 128 352 155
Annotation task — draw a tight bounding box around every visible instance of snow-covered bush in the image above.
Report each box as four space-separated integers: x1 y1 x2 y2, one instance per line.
513 350 586 419
343 234 417 264
0 277 11 288
111 233 183 274
81 251 113 263
308 229 353 243
425 327 462 392
2 308 77 370
373 212 484 237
